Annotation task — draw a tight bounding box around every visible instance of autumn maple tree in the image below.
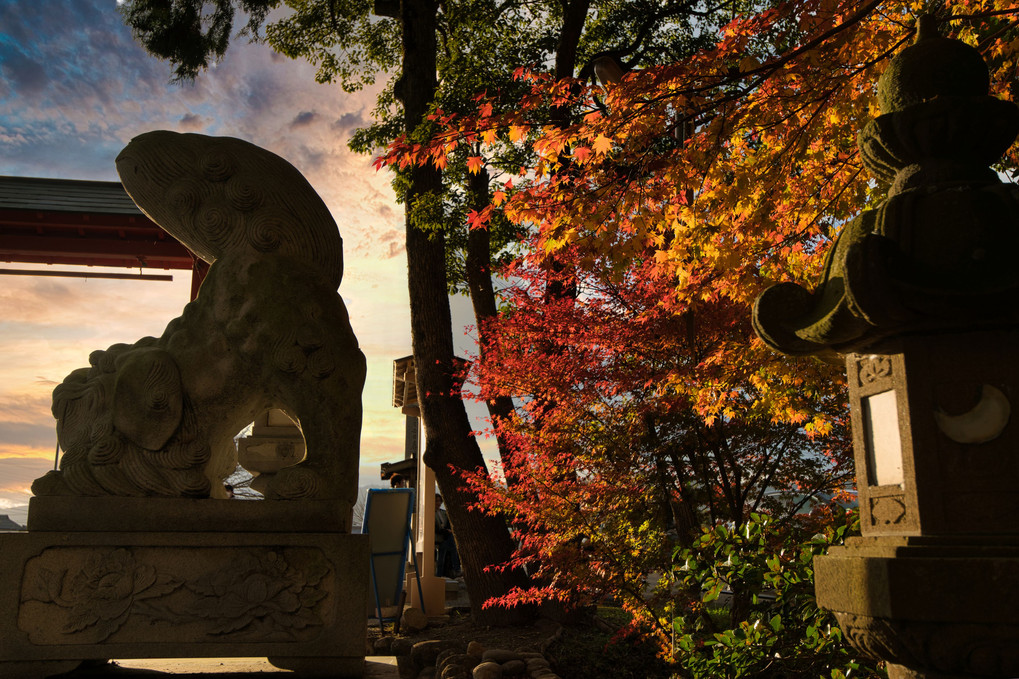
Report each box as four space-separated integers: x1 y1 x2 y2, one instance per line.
382 0 1019 449
455 231 855 641
374 0 1019 660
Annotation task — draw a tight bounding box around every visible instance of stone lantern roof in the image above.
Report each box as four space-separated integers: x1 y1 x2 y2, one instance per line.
753 16 1019 356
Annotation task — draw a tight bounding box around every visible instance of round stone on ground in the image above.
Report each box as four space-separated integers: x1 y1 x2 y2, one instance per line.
392 637 416 656
436 648 459 670
438 652 478 677
402 606 429 632
374 635 396 655
442 665 471 679
525 657 550 672
472 661 503 679
411 639 457 667
500 659 526 676
530 670 559 678
481 648 520 664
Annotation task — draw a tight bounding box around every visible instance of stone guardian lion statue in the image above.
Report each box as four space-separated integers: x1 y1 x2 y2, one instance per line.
32 131 365 505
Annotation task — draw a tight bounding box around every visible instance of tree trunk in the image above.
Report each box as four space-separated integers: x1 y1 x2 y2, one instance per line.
543 0 589 302
465 167 523 483
555 0 591 80
397 0 534 626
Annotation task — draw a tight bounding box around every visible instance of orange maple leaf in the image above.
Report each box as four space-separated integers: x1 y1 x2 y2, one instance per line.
592 135 613 155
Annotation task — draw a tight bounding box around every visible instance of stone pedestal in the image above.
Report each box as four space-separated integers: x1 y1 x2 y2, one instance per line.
0 497 368 679
817 536 1019 678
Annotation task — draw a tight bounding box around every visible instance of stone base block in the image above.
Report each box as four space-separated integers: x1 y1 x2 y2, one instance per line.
816 535 1019 678
0 529 368 678
887 662 994 679
27 495 353 533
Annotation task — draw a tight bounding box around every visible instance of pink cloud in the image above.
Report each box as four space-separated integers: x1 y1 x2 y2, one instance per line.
178 112 210 131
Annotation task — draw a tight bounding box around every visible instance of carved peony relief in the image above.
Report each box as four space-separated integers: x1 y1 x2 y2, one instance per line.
858 356 893 387
20 548 181 643
182 550 329 638
19 547 331 644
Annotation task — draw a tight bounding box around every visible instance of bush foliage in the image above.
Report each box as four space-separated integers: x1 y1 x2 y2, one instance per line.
671 511 884 678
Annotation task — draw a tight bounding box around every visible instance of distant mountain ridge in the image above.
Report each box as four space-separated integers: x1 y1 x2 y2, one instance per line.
0 514 24 531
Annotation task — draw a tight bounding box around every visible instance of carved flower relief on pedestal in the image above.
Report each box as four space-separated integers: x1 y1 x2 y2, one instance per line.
835 612 1019 677
858 356 893 387
20 548 182 643
182 550 329 637
20 548 331 643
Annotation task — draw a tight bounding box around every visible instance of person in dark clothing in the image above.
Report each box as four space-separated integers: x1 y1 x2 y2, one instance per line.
434 493 461 577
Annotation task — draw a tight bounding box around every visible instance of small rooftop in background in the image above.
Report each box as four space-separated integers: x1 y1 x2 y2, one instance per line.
0 175 146 215
393 355 418 412
0 175 196 271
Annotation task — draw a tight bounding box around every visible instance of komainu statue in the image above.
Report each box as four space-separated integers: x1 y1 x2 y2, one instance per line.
33 131 365 505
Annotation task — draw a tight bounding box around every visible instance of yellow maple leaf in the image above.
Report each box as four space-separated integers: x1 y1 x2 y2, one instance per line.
509 125 529 142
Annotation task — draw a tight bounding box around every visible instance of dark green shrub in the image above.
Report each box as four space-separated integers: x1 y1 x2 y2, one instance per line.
670 510 885 679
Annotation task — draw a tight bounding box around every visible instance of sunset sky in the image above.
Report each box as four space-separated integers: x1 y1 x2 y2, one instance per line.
0 0 486 525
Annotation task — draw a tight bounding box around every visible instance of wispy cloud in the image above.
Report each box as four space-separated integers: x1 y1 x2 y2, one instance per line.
0 497 30 510
0 455 51 526
291 110 319 127
178 112 210 131
0 443 55 461
0 392 53 425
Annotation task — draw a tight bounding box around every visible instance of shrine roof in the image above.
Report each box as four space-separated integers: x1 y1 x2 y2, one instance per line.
0 175 144 215
0 175 195 270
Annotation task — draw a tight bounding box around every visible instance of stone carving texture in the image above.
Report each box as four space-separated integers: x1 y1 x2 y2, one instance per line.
21 548 181 643
33 132 365 503
869 495 906 526
18 547 331 645
836 612 1019 677
858 356 893 386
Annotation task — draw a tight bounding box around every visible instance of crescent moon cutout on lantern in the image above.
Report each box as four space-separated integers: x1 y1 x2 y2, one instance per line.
934 384 1011 444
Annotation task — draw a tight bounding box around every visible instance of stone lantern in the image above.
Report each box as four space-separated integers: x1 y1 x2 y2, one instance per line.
753 16 1019 679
